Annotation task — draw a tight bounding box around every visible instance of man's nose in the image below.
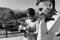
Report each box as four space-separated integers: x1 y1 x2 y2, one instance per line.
39 8 43 11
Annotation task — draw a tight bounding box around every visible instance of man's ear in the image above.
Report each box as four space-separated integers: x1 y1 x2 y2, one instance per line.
49 3 53 9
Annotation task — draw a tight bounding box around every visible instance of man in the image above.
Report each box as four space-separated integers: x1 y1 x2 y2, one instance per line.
18 8 38 40
36 0 60 40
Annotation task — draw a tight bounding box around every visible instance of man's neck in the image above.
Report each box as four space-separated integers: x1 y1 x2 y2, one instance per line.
45 10 57 18
44 11 57 23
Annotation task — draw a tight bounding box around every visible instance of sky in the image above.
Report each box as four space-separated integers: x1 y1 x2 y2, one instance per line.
0 0 60 11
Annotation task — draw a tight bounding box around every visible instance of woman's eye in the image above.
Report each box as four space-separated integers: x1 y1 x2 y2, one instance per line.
39 8 43 11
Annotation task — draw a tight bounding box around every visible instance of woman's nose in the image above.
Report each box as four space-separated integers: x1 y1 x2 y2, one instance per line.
39 8 43 11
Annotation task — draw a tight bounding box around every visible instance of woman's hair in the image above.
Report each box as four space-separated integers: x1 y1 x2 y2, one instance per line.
27 8 35 17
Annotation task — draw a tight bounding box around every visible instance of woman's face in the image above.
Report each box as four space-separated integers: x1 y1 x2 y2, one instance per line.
38 1 52 16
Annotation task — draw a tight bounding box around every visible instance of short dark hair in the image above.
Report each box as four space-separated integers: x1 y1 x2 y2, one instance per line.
36 0 55 6
36 0 55 9
27 8 35 17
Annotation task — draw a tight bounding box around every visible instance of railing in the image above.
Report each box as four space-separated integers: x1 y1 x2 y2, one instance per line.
0 27 24 38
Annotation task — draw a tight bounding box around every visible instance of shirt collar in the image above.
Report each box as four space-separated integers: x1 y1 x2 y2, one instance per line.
52 12 60 20
44 12 60 23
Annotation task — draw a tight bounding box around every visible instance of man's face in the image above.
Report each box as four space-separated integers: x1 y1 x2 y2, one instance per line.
38 1 52 16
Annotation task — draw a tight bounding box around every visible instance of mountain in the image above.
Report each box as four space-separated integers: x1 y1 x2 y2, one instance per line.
0 7 28 25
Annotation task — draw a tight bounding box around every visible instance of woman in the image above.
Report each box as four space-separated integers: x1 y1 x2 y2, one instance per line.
22 8 39 40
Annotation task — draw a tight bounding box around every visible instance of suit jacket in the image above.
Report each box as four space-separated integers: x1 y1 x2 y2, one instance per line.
38 13 60 40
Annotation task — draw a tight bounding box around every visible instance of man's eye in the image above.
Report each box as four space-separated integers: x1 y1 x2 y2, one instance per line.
39 8 43 11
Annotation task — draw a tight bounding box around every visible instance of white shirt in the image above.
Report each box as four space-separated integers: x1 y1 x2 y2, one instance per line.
37 20 42 40
47 12 60 31
25 19 37 28
37 12 60 40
